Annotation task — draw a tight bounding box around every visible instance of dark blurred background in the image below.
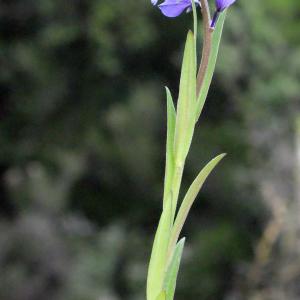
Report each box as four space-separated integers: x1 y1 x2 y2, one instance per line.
0 0 300 299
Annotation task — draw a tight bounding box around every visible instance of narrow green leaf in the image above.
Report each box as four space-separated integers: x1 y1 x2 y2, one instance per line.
168 154 226 254
174 30 196 165
147 197 173 300
163 87 176 210
191 0 198 63
156 291 166 300
195 11 227 121
163 238 186 300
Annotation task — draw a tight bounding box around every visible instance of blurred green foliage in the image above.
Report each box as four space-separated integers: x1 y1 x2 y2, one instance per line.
0 0 299 299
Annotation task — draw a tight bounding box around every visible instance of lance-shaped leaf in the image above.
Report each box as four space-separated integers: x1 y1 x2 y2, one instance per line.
168 154 226 254
163 238 185 300
163 87 176 210
174 30 196 165
195 11 227 121
147 196 173 300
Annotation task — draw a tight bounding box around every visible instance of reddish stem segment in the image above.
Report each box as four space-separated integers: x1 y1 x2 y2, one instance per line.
196 0 213 97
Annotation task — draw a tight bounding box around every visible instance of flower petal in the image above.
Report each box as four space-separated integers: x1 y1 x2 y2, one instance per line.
158 0 192 18
151 0 159 5
215 0 237 12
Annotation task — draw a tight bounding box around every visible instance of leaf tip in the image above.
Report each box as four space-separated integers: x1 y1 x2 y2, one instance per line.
218 153 227 159
178 237 186 246
165 86 171 95
187 30 194 41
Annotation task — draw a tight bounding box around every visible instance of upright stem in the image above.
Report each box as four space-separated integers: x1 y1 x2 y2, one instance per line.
196 0 213 97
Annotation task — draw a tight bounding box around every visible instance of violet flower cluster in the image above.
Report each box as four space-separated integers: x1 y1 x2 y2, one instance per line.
152 0 237 27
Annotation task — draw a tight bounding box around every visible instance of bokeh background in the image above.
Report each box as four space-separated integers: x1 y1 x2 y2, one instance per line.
0 0 300 299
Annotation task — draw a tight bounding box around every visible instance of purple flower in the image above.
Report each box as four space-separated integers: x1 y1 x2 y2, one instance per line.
215 0 237 12
211 0 237 28
152 0 200 18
